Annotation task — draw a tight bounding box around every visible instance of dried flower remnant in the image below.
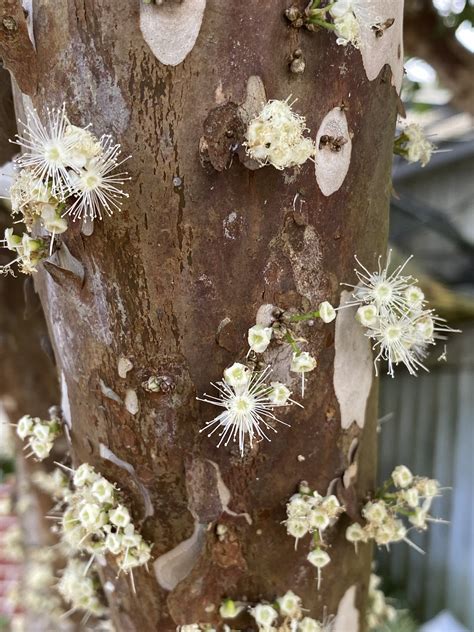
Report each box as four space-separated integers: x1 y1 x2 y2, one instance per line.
15 412 62 460
244 98 316 170
394 123 435 167
284 482 343 589
345 466 446 553
342 251 460 376
197 363 296 456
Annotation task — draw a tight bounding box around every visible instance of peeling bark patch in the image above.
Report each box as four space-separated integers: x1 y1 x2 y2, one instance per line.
60 372 72 429
124 389 139 415
99 379 122 404
315 108 352 197
353 0 404 93
118 357 133 379
139 0 206 66
207 460 252 525
153 521 207 590
333 291 373 429
333 585 359 632
99 443 154 518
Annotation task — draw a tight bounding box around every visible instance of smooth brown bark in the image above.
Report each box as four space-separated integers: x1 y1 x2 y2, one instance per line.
4 1 399 629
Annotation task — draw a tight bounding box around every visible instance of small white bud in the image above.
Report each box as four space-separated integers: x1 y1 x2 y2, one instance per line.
345 522 366 543
219 599 245 619
109 504 131 528
16 415 34 440
277 590 302 618
269 381 291 405
290 351 317 374
319 301 336 323
78 503 101 530
250 604 278 628
307 547 330 568
356 304 378 328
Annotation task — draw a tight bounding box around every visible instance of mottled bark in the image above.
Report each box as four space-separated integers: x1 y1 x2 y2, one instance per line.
4 1 401 629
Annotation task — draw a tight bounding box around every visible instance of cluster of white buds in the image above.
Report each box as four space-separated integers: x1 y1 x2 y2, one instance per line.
329 0 360 47
366 574 398 630
1 228 49 276
284 482 343 589
394 123 434 167
346 466 443 552
57 558 108 618
343 251 459 377
31 467 70 500
219 592 333 631
59 463 152 583
10 104 129 228
198 363 296 457
15 413 62 460
245 98 316 170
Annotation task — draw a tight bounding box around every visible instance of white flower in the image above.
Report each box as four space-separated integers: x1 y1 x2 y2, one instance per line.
321 495 341 517
409 507 427 529
330 0 353 19
14 105 74 199
290 351 317 397
64 124 103 169
307 548 330 590
91 477 116 504
198 366 290 457
334 12 360 47
78 502 102 530
16 415 34 440
308 509 330 532
362 501 388 524
319 301 336 323
105 531 123 555
346 522 367 544
73 463 98 487
109 504 131 528
65 136 129 221
403 124 434 167
40 204 68 234
402 487 419 509
219 598 245 619
299 617 323 632
344 252 414 316
248 324 273 353
391 465 413 489
278 590 302 618
417 478 439 498
245 98 315 170
404 285 425 308
356 304 378 328
29 438 53 460
4 228 22 251
223 362 250 390
286 517 309 543
307 548 330 568
269 381 292 405
250 603 278 628
32 422 53 442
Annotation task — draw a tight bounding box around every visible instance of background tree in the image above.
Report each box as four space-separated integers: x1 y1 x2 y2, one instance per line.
0 1 407 629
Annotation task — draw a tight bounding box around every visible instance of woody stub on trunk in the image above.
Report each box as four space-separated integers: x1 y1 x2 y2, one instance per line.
0 0 405 629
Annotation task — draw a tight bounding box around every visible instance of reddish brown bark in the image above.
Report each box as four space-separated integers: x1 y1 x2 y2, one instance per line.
2 1 400 629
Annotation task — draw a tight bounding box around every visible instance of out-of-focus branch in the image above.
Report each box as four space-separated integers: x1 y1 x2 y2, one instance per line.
0 0 37 95
404 0 474 114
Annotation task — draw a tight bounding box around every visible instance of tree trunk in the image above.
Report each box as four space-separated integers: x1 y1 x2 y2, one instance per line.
4 1 403 629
